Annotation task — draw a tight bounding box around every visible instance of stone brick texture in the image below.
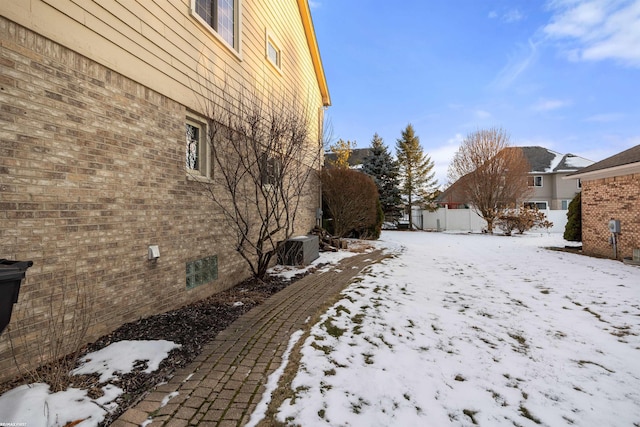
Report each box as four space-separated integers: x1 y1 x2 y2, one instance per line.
0 18 319 382
581 173 640 260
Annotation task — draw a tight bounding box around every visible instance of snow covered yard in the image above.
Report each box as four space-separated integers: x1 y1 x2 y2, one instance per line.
277 231 640 426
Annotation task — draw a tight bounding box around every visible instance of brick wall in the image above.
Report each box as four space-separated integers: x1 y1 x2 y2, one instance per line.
0 19 319 382
581 173 640 260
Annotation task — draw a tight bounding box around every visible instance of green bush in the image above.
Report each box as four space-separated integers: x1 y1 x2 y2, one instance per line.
564 192 582 241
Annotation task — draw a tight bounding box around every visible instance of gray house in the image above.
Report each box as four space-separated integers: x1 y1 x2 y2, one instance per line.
438 146 593 210
521 147 593 210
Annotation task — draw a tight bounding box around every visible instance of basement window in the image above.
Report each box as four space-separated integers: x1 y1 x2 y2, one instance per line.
186 255 218 289
186 115 210 178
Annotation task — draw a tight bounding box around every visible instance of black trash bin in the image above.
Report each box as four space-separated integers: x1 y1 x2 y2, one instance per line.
0 259 33 336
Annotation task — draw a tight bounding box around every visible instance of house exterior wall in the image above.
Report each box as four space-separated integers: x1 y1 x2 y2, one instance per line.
528 173 581 210
581 173 640 260
0 0 325 382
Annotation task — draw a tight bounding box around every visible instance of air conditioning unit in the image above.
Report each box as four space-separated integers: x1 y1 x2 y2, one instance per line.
279 235 319 266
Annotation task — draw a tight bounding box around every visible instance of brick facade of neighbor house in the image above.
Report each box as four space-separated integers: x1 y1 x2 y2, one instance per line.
569 145 640 261
0 0 327 383
581 174 640 260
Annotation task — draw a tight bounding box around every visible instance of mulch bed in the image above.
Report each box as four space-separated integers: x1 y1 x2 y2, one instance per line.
0 268 315 426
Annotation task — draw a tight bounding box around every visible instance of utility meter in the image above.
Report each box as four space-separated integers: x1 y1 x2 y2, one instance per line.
608 219 621 234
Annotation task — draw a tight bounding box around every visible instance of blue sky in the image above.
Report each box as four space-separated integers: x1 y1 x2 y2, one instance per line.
309 0 640 186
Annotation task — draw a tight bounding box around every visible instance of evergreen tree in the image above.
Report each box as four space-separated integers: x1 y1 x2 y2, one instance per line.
362 133 402 223
564 192 582 241
395 124 438 229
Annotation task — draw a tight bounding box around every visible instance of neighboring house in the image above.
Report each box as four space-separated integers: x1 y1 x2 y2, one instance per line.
324 148 372 169
567 145 640 261
438 146 593 210
0 0 329 381
521 146 593 210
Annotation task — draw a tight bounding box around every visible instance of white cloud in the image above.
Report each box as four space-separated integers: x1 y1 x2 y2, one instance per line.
531 98 572 111
431 135 464 187
491 39 540 89
475 109 492 119
584 112 625 122
504 9 525 23
488 8 525 22
308 1 321 9
544 0 640 67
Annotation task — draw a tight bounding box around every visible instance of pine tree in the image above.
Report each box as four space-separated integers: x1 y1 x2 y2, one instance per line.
361 133 402 223
564 192 582 241
396 124 437 229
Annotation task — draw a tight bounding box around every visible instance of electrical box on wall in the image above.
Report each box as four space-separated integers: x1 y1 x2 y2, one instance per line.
608 220 621 234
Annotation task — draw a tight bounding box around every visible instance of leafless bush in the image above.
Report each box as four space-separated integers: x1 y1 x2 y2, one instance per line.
197 80 322 280
496 207 554 236
7 274 94 392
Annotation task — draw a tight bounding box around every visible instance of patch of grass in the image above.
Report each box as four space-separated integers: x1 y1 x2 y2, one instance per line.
323 368 336 376
583 307 607 323
519 405 542 424
577 359 615 373
335 305 351 316
454 374 466 382
320 381 332 394
363 353 374 364
322 318 346 338
463 409 479 425
310 342 333 355
376 333 393 349
352 313 365 324
351 397 370 414
403 393 411 401
317 409 326 419
540 289 550 294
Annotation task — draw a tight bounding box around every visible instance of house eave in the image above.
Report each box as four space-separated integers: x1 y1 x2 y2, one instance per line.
565 162 640 181
297 0 331 106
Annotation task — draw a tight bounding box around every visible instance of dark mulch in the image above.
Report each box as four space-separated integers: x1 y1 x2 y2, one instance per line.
0 268 315 426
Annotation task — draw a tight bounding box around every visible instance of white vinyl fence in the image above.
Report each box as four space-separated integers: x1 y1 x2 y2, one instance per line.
418 207 568 234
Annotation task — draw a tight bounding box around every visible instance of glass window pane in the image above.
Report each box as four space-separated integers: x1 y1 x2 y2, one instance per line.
268 41 279 65
218 0 235 46
186 123 199 170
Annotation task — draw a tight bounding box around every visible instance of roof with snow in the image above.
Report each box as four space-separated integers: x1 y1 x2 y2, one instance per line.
567 144 640 177
518 146 593 173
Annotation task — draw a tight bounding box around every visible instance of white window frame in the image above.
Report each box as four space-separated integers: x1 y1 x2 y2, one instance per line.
186 115 210 179
265 30 283 73
191 0 242 58
577 178 582 189
525 201 548 210
532 175 543 187
561 199 571 210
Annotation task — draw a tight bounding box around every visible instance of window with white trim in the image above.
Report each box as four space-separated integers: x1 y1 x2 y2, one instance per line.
577 178 582 189
265 31 282 70
260 152 281 188
561 199 571 210
192 0 240 51
528 175 543 187
525 201 548 210
185 116 210 178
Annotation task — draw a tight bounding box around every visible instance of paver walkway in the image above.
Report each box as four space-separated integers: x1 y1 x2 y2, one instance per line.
112 249 386 427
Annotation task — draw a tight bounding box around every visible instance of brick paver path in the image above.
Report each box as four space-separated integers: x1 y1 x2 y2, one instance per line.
112 249 385 427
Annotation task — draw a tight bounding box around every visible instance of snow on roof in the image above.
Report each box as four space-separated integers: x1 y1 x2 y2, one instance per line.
563 154 593 169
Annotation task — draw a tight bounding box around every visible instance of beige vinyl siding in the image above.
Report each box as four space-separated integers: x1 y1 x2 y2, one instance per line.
1 0 324 135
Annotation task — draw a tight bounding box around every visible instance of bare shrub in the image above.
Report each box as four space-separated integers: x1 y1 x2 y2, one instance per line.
196 80 322 280
7 274 94 392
